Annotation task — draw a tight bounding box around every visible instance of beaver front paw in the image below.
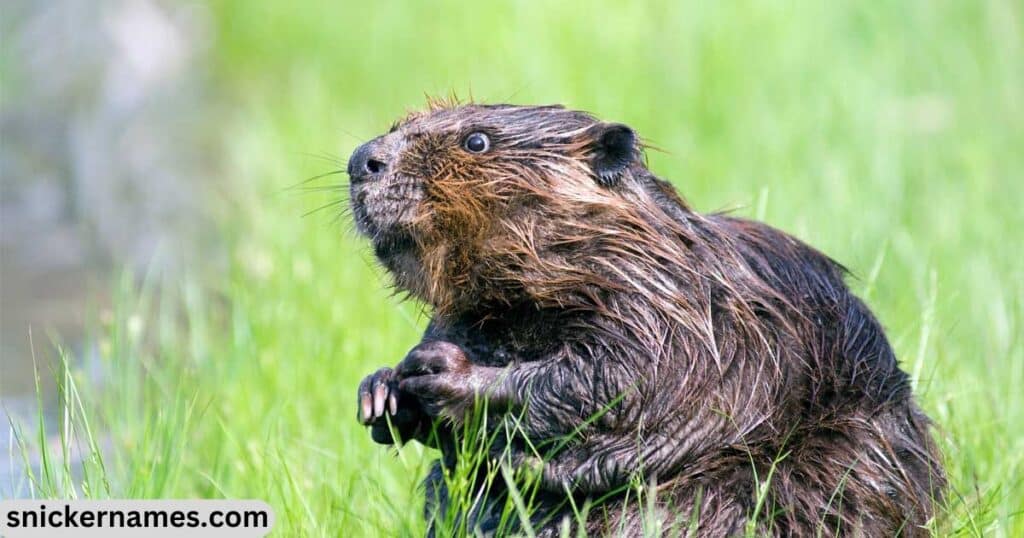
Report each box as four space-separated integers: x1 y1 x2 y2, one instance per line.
395 341 471 377
395 341 503 423
356 367 428 445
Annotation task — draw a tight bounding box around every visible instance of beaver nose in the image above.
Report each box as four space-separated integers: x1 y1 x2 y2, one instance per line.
348 141 390 182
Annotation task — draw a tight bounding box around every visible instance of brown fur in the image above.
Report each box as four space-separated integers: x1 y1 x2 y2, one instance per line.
351 103 945 536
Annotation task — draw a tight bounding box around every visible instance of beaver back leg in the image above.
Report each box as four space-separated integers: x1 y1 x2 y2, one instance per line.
762 406 944 537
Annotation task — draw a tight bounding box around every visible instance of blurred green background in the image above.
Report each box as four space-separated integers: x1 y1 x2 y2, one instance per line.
1 0 1021 535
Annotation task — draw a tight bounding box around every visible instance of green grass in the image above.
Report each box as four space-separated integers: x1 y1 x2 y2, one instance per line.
10 0 1024 535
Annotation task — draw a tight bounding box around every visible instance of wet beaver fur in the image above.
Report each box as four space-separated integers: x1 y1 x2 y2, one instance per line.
350 102 944 536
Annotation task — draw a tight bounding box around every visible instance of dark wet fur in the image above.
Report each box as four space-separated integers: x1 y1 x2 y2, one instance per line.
350 102 945 536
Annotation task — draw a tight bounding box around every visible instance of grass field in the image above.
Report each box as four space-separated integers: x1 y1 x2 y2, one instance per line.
10 0 1023 535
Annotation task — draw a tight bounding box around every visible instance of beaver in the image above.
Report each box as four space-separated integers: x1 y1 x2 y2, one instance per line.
349 102 944 536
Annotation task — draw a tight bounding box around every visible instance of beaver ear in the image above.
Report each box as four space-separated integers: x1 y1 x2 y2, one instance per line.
588 123 637 187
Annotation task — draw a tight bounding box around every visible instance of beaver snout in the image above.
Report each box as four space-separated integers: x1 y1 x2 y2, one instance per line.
348 139 391 183
347 132 423 249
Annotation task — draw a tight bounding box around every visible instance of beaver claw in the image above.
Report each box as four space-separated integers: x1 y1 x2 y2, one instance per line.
357 366 432 445
358 367 400 424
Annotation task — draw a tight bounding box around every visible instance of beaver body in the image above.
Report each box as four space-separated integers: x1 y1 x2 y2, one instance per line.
350 103 944 536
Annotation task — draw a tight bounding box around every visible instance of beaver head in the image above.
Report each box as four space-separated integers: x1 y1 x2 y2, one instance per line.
348 102 692 316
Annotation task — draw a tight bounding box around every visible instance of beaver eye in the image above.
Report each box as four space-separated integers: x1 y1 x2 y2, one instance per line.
463 132 490 153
